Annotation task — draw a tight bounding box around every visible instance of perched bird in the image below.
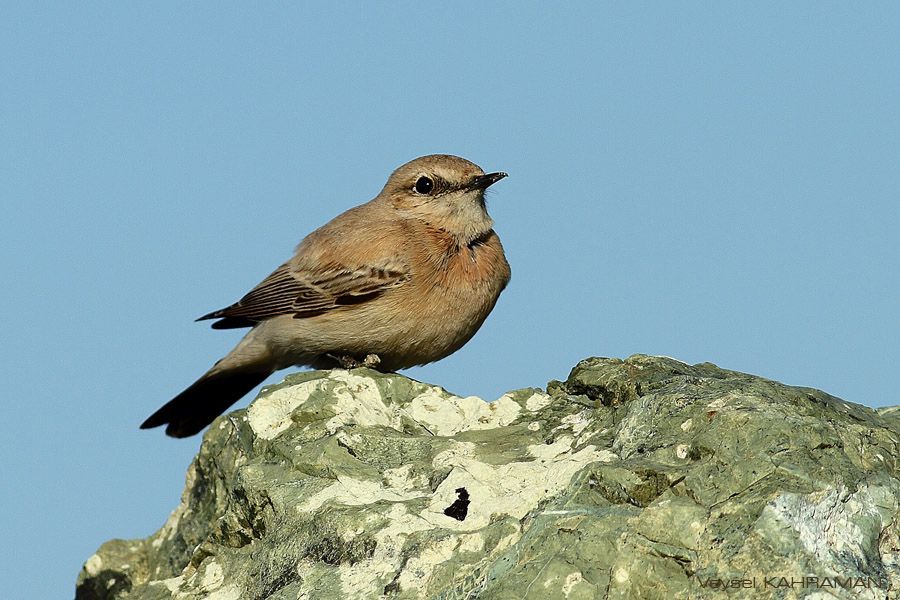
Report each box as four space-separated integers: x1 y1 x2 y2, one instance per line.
141 154 510 437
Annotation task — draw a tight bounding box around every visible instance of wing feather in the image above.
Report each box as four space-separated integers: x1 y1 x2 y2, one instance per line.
196 260 409 328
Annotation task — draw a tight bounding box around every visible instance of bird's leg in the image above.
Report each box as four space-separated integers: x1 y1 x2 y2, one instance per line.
326 353 381 370
325 353 360 369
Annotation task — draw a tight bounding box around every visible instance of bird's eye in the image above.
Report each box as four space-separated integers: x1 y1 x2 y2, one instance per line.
414 176 434 195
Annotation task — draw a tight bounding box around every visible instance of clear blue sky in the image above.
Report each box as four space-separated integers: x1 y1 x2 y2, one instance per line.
2 3 898 598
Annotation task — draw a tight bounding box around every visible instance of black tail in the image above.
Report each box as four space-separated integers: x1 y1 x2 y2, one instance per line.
141 369 272 438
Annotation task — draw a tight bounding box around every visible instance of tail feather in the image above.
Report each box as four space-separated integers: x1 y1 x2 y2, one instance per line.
141 369 272 438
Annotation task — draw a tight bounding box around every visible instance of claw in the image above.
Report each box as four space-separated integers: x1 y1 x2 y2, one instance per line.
326 353 381 370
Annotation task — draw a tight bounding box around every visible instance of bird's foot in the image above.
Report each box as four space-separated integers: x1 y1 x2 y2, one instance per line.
328 353 382 370
328 354 360 369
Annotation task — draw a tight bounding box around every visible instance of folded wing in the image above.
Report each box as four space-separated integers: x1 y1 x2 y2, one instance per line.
197 261 410 329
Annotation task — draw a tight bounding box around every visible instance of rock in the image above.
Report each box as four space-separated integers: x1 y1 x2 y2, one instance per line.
76 355 900 599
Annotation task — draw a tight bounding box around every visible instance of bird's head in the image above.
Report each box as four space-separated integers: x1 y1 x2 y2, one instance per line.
381 154 507 244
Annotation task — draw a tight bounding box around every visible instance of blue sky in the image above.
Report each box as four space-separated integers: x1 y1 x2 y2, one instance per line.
2 3 898 598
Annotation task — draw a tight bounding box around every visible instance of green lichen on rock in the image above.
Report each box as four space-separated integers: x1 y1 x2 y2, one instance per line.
77 356 900 599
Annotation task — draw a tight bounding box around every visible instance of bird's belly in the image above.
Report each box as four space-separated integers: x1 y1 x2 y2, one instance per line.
388 291 496 366
349 281 501 369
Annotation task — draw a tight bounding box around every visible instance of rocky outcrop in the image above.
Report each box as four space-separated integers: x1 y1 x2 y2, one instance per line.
77 356 900 599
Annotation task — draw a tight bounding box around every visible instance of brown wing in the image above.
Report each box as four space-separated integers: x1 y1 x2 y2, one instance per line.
197 261 410 329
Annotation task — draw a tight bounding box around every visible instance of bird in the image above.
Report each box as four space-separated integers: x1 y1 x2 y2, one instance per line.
141 154 511 437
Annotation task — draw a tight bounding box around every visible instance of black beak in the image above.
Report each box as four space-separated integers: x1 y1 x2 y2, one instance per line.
468 171 508 191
